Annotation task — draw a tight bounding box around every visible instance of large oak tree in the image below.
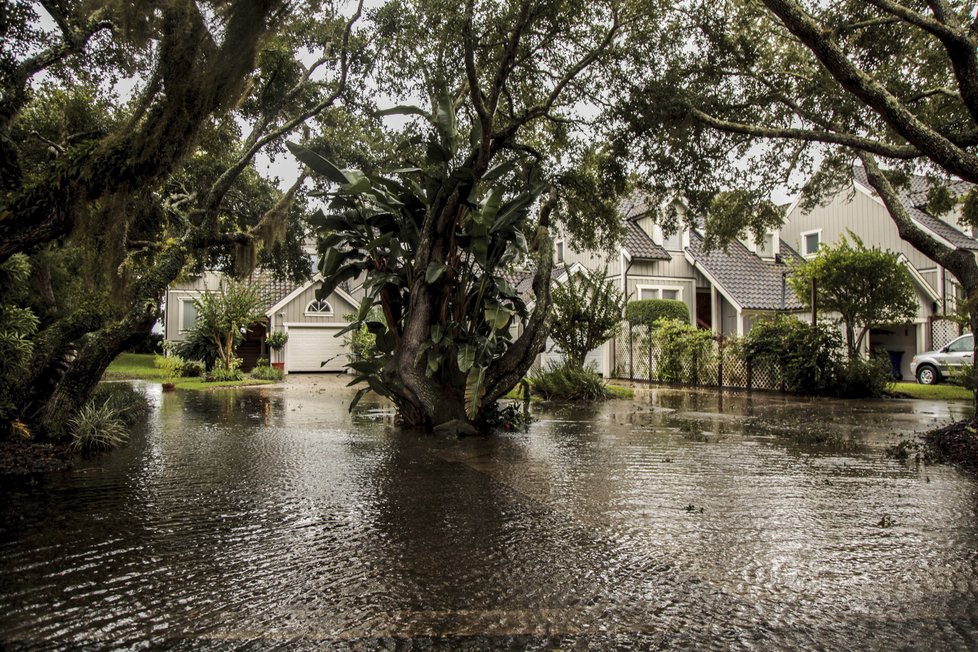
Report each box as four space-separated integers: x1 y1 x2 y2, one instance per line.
0 0 369 435
620 0 978 407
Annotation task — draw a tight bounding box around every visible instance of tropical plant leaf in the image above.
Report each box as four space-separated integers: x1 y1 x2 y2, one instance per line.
464 367 485 420
375 104 430 119
287 142 346 184
457 344 476 372
484 304 513 330
425 262 448 284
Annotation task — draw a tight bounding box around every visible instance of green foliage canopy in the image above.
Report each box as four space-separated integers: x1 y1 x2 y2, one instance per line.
789 233 918 357
625 299 689 325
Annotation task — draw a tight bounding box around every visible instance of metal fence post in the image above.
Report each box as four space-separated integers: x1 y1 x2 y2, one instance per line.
648 328 654 383
628 323 633 380
746 358 753 392
717 339 723 389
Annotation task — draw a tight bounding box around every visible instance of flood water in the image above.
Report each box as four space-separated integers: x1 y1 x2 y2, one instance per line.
2 377 977 649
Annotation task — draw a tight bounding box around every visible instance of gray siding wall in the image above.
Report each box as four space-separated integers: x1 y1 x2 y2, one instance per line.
272 284 357 330
164 272 224 341
781 185 934 272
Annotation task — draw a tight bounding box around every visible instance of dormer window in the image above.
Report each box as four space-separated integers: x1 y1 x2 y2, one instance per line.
759 232 775 256
304 299 333 316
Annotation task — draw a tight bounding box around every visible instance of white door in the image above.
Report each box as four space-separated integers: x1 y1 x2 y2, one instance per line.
285 326 347 372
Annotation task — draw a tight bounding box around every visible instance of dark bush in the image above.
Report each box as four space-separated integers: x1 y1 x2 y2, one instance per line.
127 332 163 354
744 315 891 397
625 299 689 325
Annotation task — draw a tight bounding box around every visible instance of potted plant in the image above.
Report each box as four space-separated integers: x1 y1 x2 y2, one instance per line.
266 331 288 371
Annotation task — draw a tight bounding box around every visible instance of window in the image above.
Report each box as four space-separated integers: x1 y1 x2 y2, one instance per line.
308 254 319 273
638 286 683 301
555 240 564 264
180 299 197 332
759 233 775 255
304 299 333 316
801 230 821 256
662 230 681 251
947 335 973 353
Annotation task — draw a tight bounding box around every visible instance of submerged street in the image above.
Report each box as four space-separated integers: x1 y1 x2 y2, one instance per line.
1 376 976 649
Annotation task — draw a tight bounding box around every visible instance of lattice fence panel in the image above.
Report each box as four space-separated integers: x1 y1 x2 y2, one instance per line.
930 318 962 351
609 328 787 392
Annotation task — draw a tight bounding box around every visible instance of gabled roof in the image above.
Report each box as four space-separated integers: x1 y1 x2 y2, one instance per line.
624 220 671 260
685 231 804 311
852 165 978 251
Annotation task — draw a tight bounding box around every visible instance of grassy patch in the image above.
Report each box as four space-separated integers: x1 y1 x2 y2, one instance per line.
172 378 275 391
889 382 973 401
607 384 634 399
106 353 277 390
104 353 167 380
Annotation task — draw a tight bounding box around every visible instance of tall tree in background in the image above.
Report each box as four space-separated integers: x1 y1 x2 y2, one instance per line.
619 0 978 409
789 234 918 357
0 1 371 435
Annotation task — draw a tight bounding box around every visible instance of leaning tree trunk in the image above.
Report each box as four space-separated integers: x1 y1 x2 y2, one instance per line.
40 316 155 436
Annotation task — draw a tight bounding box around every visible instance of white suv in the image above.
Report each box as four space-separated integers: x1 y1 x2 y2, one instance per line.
910 333 973 385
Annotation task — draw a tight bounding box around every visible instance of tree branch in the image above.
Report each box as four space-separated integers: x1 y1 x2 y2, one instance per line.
762 0 978 183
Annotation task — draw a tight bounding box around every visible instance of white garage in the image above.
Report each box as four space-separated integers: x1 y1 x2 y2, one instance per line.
284 325 348 372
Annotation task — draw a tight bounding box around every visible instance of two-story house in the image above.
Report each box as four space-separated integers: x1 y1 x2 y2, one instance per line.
780 165 973 380
550 196 808 376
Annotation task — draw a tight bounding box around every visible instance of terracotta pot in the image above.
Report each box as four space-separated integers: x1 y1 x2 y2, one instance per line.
271 362 285 371
162 382 176 392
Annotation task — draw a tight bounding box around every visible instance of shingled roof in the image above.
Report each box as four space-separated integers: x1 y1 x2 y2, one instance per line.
624 220 671 260
686 231 804 311
853 165 978 251
249 269 300 312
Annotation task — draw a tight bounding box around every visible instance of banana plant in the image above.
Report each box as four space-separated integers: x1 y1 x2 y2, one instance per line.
288 93 555 433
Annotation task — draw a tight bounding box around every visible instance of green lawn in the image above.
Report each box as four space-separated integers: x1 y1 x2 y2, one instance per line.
104 352 168 380
105 353 278 390
889 382 973 401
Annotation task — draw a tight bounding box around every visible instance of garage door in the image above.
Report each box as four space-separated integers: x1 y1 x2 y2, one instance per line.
540 338 607 376
285 326 348 372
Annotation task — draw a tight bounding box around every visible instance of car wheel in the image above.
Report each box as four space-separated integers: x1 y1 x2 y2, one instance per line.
916 364 940 385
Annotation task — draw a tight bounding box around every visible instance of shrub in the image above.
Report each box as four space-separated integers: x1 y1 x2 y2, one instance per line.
744 315 892 397
250 364 283 381
179 359 206 377
169 329 219 369
625 299 689 325
205 356 243 382
346 323 376 361
154 353 205 379
745 316 842 395
154 353 185 381
89 383 151 426
531 360 613 401
647 318 714 383
68 402 129 453
836 354 892 398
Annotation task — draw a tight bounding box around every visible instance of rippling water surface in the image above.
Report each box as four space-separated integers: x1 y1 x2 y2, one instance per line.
2 377 977 649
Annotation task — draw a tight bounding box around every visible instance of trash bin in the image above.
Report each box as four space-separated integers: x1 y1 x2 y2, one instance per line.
887 350 904 380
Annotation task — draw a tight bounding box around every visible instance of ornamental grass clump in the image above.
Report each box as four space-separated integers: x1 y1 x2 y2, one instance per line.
68 402 129 453
531 360 613 401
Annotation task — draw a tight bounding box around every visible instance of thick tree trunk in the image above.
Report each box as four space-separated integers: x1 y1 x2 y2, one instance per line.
41 317 154 436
